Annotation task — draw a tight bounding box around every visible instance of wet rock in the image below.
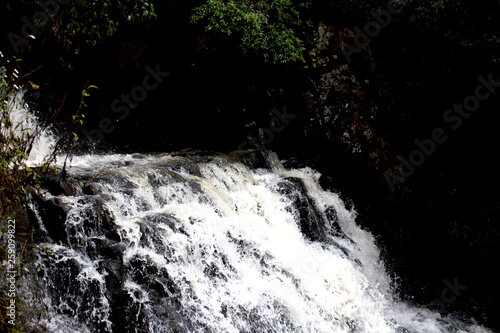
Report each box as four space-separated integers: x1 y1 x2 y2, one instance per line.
277 177 328 242
34 168 85 196
324 206 346 238
231 150 275 170
30 194 68 244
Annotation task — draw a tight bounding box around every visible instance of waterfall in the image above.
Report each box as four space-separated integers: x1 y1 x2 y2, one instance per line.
25 150 492 333
6 90 57 165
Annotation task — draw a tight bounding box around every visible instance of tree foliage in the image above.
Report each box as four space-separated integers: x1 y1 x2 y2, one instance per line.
3 0 157 55
58 0 157 51
0 57 34 219
191 0 312 63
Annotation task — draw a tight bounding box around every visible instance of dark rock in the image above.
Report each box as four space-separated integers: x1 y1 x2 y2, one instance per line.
34 169 85 196
30 194 68 244
277 177 328 242
231 150 275 170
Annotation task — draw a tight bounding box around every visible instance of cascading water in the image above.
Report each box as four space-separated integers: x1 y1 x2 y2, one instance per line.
5 91 490 332
7 90 56 165
25 149 493 333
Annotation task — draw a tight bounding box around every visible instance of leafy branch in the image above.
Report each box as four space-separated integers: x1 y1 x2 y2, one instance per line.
191 0 312 63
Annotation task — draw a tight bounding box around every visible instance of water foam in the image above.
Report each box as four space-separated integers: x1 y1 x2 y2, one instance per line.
28 152 493 332
7 90 57 165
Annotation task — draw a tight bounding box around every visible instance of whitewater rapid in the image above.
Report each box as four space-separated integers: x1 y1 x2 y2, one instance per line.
7 93 493 332
24 151 492 333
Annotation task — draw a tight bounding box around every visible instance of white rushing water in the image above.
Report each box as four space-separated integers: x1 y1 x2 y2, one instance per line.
26 151 492 333
6 92 492 332
6 90 57 165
